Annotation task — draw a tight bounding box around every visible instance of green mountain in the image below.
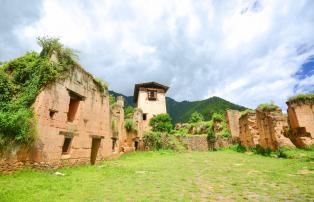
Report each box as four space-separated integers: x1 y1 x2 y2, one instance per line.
109 91 247 124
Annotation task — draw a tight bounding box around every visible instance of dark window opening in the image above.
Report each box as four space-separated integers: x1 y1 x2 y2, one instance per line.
148 90 157 100
112 138 117 152
62 137 72 154
49 109 57 119
143 113 147 121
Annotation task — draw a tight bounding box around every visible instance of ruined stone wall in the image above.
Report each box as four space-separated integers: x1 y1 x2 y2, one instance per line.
177 136 236 151
287 102 314 147
226 110 240 138
239 112 259 148
178 136 209 151
31 66 111 164
110 96 127 156
256 109 294 150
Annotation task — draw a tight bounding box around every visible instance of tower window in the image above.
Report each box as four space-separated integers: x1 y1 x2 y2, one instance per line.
148 90 157 100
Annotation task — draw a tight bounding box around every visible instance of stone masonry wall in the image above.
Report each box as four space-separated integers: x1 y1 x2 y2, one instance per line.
226 110 241 138
178 136 236 151
286 101 314 147
256 109 295 150
239 112 259 148
1 66 112 172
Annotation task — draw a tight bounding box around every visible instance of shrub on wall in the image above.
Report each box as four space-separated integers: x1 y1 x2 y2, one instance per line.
0 37 79 151
149 114 173 133
143 131 186 151
189 111 204 123
124 106 134 118
124 119 137 133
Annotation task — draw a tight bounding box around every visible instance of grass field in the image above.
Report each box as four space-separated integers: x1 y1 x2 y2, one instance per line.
0 150 313 201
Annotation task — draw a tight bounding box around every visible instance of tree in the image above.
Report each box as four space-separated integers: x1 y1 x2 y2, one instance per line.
149 114 173 133
189 111 204 123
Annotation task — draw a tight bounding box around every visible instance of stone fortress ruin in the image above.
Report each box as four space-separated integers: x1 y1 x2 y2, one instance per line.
0 41 313 172
0 61 169 172
227 98 314 150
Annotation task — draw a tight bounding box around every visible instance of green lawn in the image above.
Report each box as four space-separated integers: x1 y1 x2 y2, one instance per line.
0 150 313 201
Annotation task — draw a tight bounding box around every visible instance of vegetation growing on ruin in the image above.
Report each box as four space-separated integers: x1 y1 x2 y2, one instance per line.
149 114 173 133
124 106 134 118
143 132 185 151
288 93 314 104
94 78 108 92
0 37 79 151
109 94 116 106
124 119 137 133
210 113 231 139
239 109 255 117
257 102 281 112
0 37 107 151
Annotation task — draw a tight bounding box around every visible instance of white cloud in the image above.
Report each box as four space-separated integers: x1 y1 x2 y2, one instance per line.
2 0 314 110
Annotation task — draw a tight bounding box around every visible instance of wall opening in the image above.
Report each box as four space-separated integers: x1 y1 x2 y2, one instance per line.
112 138 117 152
90 138 101 165
143 113 147 121
62 137 72 154
49 110 57 119
67 91 84 122
134 141 139 151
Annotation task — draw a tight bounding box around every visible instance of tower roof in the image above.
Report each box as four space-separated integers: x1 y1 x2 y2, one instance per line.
133 82 169 103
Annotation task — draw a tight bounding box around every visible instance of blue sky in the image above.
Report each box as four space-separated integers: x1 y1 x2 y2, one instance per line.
0 0 314 110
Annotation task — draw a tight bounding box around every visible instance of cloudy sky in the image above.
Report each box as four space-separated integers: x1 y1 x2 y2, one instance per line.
1 0 314 109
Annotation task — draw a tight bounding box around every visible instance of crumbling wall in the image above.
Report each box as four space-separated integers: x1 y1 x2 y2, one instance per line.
177 135 236 151
29 67 110 166
286 101 314 148
110 96 127 156
256 109 294 150
178 136 208 151
239 112 259 148
226 110 240 138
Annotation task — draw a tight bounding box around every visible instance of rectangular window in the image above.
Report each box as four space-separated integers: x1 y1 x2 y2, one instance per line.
62 137 72 154
148 90 157 100
67 98 80 122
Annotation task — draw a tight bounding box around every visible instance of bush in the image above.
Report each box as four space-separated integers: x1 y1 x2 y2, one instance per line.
240 109 255 117
149 114 173 133
124 106 134 118
109 94 116 106
288 93 314 104
211 113 224 122
189 111 204 123
124 119 137 132
143 131 186 151
207 128 216 143
257 102 280 112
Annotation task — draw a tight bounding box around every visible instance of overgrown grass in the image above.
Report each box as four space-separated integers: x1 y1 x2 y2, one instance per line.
0 150 313 201
288 93 314 104
257 102 281 112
